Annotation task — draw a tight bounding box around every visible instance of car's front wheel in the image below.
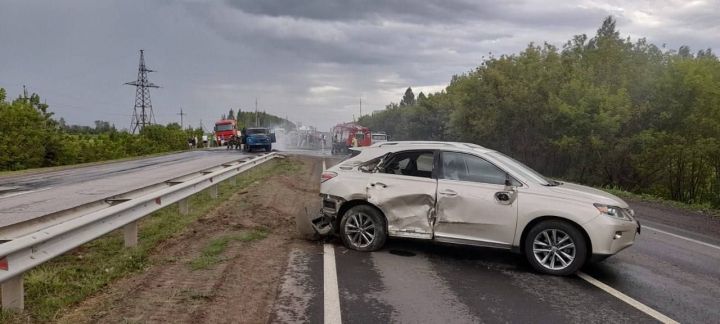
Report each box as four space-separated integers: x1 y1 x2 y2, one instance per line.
339 205 387 252
524 220 587 275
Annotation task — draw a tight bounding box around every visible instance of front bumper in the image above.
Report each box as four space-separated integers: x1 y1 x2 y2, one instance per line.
585 215 640 255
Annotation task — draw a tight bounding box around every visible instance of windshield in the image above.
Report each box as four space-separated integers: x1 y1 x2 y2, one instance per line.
486 151 557 186
372 134 387 140
246 128 268 135
215 124 234 132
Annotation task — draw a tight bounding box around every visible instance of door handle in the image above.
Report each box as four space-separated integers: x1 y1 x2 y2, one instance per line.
371 182 387 188
495 191 511 201
439 189 458 197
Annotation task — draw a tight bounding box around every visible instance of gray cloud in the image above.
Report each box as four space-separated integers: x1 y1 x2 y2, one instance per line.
0 0 718 131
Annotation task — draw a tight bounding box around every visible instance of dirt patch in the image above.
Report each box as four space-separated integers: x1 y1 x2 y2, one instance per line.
58 156 324 324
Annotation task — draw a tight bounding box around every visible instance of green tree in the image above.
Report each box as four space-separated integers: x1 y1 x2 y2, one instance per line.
400 87 415 106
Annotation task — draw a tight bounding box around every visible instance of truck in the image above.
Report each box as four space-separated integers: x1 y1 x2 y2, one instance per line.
331 123 371 154
371 132 388 144
241 127 276 152
214 119 239 146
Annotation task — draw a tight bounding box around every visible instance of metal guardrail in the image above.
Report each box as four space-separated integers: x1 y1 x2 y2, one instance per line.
0 152 280 310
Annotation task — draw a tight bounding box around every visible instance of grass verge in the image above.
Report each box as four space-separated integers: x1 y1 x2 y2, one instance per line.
189 229 269 271
0 149 191 178
0 157 299 323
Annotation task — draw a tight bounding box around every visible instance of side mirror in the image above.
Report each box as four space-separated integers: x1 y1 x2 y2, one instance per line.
504 174 516 191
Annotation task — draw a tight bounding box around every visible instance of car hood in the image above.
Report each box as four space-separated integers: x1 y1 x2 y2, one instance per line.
546 182 628 208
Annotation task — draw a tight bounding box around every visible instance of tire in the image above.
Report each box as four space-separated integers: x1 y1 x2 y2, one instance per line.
524 220 587 275
339 205 387 252
266 145 272 152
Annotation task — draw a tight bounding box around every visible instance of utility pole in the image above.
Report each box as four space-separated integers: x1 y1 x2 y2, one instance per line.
359 97 362 117
125 50 159 134
255 98 259 127
177 107 187 129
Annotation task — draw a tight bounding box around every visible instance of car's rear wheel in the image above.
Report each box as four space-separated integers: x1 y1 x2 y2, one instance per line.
524 220 587 275
339 205 387 252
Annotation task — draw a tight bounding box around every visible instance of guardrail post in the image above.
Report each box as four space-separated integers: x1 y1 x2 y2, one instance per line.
2 274 24 311
178 198 189 215
209 185 219 199
124 221 138 247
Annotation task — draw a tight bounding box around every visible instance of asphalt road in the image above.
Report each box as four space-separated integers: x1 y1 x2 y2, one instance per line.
272 156 720 324
0 149 253 228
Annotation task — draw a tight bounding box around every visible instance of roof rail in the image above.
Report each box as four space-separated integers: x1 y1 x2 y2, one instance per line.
373 141 463 148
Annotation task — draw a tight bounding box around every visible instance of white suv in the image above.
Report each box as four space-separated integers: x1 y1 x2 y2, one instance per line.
312 141 640 275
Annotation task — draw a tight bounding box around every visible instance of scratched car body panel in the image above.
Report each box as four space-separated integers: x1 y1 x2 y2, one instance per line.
312 141 641 275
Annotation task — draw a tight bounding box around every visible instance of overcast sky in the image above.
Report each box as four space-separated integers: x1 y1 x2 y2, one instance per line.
1 0 718 131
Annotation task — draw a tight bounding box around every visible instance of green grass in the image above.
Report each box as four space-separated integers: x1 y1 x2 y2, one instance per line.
189 229 269 271
602 186 720 218
0 157 299 323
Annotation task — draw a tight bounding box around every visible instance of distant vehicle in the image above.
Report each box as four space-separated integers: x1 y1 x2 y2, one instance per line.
242 127 276 152
214 119 239 146
371 132 388 144
331 123 371 154
312 141 641 276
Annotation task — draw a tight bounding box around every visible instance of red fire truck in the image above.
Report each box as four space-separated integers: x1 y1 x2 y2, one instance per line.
331 123 371 154
214 119 239 145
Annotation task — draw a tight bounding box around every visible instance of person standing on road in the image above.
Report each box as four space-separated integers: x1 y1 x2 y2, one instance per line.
352 136 358 147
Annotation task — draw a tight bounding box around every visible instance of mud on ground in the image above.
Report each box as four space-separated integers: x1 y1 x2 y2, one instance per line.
59 155 323 324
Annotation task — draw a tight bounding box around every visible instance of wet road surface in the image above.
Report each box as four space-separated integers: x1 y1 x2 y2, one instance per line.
0 149 253 228
275 217 719 323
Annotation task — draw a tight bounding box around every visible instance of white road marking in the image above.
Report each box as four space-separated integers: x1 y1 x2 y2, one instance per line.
643 225 720 251
0 187 53 199
323 244 342 324
577 272 678 324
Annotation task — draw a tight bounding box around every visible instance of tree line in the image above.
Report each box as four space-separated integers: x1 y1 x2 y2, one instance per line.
222 108 295 130
358 17 720 207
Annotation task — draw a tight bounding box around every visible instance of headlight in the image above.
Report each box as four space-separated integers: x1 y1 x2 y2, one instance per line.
594 203 634 221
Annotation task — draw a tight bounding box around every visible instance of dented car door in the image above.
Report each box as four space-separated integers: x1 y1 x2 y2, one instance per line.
367 150 437 239
434 151 519 247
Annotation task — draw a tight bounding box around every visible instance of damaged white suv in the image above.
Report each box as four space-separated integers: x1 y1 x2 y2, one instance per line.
312 141 640 275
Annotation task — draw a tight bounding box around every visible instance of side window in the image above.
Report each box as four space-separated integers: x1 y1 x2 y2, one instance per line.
381 151 434 178
441 152 510 185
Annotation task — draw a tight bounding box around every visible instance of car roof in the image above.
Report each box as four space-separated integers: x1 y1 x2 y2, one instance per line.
367 141 495 153
342 142 496 166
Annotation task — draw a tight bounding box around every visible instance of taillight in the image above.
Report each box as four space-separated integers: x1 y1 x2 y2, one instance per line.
321 171 338 183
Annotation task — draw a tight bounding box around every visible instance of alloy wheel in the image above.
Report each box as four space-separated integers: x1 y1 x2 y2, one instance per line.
532 229 576 271
344 212 376 249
